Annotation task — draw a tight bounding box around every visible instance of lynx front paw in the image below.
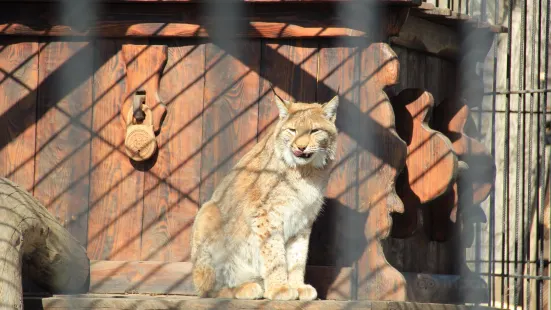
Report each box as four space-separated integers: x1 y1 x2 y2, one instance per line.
263 284 299 300
235 282 264 300
296 284 317 301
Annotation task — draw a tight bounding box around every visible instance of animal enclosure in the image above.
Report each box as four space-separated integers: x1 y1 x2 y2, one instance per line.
0 0 546 309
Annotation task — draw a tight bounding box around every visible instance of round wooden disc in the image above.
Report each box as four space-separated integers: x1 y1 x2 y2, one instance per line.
124 125 157 161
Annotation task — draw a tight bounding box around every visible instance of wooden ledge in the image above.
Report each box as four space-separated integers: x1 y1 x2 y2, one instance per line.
23 294 497 310
411 3 507 33
50 260 490 304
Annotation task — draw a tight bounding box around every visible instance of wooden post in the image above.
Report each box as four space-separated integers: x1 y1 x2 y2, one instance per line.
0 178 89 310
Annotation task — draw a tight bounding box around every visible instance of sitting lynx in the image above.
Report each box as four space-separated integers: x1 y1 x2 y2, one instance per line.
191 87 339 301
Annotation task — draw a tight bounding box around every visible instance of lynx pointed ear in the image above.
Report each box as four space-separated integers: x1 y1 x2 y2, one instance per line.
270 84 290 119
322 94 339 122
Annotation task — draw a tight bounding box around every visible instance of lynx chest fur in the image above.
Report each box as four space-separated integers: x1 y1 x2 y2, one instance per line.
279 170 327 240
191 88 339 301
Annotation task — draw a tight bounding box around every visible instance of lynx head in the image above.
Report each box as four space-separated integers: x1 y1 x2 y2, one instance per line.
272 88 339 169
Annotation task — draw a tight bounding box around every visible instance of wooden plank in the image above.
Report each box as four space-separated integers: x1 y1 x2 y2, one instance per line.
33 40 94 246
199 41 261 203
87 40 145 261
24 294 497 310
0 40 39 192
258 40 318 139
89 260 194 294
309 43 360 283
410 3 506 33
356 43 408 301
141 42 205 262
87 260 490 304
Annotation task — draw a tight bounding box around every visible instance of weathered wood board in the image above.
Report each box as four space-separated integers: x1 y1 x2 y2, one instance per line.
199 41 261 202
34 40 94 247
141 42 205 262
87 40 145 261
0 40 38 192
23 294 499 310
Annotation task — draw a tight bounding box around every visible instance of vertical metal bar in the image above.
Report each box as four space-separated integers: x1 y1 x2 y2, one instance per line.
488 0 499 305
526 0 539 307
503 0 514 306
544 0 551 308
536 0 545 307
537 0 544 307
514 0 527 305
481 0 487 22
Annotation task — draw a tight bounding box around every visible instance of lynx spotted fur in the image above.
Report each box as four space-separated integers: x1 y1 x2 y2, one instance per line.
191 89 339 301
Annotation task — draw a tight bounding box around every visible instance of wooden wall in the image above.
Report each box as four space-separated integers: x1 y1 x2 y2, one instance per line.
0 38 457 275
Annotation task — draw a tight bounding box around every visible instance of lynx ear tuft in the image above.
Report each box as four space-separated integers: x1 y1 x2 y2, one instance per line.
270 84 291 119
322 94 339 122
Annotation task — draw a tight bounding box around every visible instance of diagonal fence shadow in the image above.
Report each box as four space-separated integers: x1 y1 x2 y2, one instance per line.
0 13 474 306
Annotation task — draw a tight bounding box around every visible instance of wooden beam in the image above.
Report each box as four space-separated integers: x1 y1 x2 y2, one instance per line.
410 3 507 33
86 260 488 304
0 2 408 39
0 0 421 4
390 15 460 60
0 22 367 38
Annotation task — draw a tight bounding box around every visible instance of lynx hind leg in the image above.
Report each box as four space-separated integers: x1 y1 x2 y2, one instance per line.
192 262 216 297
191 201 221 262
210 282 264 300
191 201 222 297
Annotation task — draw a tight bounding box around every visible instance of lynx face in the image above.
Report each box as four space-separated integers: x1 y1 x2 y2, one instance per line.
273 94 339 168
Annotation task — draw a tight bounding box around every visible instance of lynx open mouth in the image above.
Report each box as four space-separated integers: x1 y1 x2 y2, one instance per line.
296 152 313 159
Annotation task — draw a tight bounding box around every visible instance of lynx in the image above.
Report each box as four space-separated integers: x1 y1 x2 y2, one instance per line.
190 87 339 301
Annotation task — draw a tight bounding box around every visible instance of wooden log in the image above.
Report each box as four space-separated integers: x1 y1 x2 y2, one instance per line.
0 177 89 310
390 89 458 239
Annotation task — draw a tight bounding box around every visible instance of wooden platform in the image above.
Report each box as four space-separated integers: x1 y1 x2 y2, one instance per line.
23 294 497 310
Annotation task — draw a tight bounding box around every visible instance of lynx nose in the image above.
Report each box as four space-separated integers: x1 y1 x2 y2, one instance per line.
297 146 306 151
